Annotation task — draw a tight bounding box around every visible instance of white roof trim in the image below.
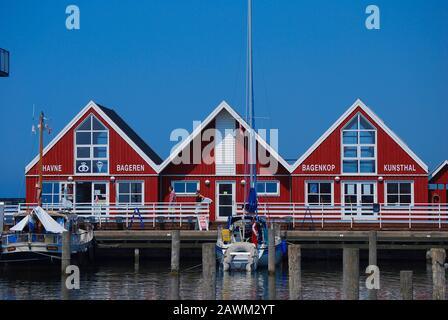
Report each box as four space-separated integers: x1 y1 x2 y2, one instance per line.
25 101 160 174
158 100 291 172
430 160 448 180
291 99 428 173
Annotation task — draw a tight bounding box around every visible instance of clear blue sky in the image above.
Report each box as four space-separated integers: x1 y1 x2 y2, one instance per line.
0 0 447 197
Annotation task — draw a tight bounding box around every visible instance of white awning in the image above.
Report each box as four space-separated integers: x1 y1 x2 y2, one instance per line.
9 215 30 232
9 207 67 234
34 207 67 234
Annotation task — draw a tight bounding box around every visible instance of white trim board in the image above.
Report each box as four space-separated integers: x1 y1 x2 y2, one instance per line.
158 100 291 173
290 99 428 173
25 101 160 174
430 160 448 181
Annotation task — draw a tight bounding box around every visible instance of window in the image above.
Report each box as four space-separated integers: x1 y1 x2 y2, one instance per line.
429 184 438 190
42 182 60 205
342 114 376 174
385 182 413 206
75 115 109 174
117 182 144 205
438 184 445 190
306 182 333 205
172 181 199 195
256 181 279 196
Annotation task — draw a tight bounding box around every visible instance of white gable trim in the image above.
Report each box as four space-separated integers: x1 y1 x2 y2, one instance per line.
291 99 428 173
25 101 160 174
430 160 448 181
158 100 291 172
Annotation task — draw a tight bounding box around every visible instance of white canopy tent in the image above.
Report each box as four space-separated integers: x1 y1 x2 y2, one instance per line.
10 206 67 234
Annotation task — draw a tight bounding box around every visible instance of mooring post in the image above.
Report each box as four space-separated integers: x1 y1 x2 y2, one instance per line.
268 274 276 300
134 248 140 266
171 230 180 274
61 231 71 273
202 243 216 300
288 244 302 300
342 247 359 300
268 225 276 275
368 231 378 300
431 248 446 300
400 270 413 300
61 230 71 300
168 274 180 300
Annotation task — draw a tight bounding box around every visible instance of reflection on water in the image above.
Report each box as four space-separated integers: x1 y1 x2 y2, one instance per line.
0 259 439 300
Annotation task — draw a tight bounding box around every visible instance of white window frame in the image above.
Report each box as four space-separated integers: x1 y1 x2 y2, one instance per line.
341 113 377 175
384 181 414 207
42 181 61 206
116 181 145 206
305 181 334 206
171 180 200 196
74 115 109 176
256 181 280 197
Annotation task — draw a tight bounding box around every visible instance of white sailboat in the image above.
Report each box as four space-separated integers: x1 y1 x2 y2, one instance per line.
216 0 286 272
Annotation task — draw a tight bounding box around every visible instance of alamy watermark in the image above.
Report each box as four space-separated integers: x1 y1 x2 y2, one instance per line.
365 5 381 30
66 5 80 30
65 265 80 290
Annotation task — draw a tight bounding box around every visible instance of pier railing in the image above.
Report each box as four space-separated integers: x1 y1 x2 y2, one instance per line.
3 202 448 229
236 202 448 229
3 202 211 230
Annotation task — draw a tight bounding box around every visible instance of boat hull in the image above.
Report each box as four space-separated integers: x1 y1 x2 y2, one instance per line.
216 242 284 269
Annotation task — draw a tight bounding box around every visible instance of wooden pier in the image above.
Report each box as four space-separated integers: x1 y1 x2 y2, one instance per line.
94 230 448 250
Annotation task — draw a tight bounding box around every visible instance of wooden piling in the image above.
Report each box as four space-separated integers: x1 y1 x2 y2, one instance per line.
431 248 446 300
288 244 301 300
368 231 378 300
168 274 180 300
202 243 216 300
342 247 359 300
268 274 276 300
61 231 71 274
134 248 140 265
268 226 275 275
400 271 413 300
171 230 180 274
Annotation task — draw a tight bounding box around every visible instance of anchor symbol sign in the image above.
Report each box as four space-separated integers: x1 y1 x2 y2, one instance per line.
78 162 89 173
96 161 104 172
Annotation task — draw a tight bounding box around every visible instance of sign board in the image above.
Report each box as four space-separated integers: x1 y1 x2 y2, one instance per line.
197 215 209 231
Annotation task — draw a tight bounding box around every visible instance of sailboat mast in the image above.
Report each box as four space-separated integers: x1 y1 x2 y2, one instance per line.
37 112 44 207
248 0 256 189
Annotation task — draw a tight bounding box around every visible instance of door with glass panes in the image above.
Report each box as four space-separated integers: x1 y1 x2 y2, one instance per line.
216 181 235 221
342 182 377 218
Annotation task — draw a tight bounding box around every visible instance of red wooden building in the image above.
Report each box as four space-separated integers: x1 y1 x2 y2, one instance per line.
25 101 162 208
429 161 448 204
290 99 429 220
24 98 445 224
158 101 291 222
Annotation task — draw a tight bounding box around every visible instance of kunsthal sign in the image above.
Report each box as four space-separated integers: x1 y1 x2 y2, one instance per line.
383 164 416 172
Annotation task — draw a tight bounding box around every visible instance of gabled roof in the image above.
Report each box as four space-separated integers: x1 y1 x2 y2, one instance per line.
158 100 291 172
430 160 448 181
25 101 162 174
290 99 428 173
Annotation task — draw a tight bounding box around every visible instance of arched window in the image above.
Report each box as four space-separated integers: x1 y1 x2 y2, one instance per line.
75 115 109 174
342 113 376 174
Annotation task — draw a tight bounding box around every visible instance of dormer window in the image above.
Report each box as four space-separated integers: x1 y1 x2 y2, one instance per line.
75 115 109 174
342 113 376 174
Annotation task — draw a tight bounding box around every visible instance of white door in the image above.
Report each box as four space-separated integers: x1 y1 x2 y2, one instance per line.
342 182 376 218
216 181 236 221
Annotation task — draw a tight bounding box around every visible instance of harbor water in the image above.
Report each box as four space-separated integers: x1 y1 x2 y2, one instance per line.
0 257 440 300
